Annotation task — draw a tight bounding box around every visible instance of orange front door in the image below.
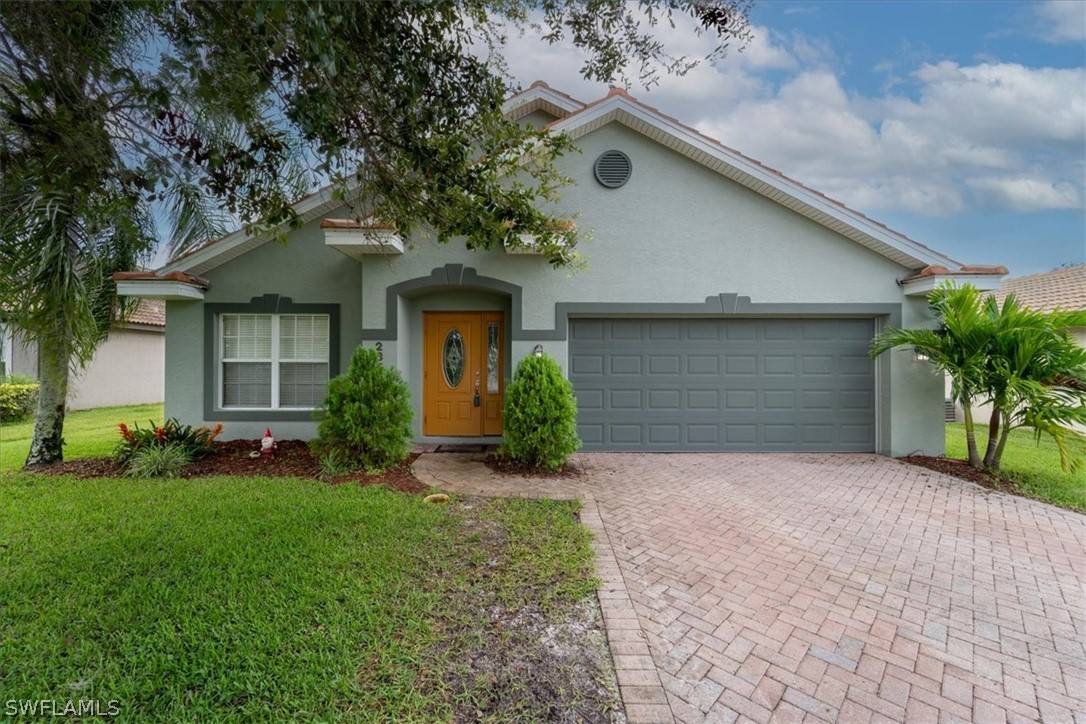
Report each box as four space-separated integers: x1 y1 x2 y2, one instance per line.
423 312 504 437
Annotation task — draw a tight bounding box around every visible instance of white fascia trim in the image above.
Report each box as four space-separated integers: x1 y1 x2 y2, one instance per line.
116 280 205 301
502 86 585 118
901 275 1005 297
550 97 961 270
324 228 405 257
162 186 341 275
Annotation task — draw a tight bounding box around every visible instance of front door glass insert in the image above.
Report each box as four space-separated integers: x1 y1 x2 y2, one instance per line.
487 323 500 393
443 328 465 388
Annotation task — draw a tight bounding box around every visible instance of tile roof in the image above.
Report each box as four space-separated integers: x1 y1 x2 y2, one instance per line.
996 264 1086 313
900 264 1009 282
112 270 210 289
319 218 397 230
124 299 165 327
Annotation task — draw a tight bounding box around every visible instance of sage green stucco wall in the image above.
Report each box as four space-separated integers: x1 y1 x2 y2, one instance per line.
351 123 942 454
168 120 944 455
165 219 363 440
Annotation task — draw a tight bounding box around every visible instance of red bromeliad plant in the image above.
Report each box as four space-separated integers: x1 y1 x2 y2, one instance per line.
114 418 222 462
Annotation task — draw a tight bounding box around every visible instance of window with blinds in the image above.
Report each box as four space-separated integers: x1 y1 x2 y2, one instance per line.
220 313 330 409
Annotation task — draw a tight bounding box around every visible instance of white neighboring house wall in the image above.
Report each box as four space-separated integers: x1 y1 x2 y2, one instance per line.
0 322 12 378
5 325 165 411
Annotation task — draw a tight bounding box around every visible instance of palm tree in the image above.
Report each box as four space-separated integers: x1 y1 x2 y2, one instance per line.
980 295 1086 471
872 282 1086 472
871 284 993 468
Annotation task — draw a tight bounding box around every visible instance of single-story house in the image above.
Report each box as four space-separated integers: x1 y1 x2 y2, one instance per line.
115 82 1008 455
948 263 1086 427
1 299 165 410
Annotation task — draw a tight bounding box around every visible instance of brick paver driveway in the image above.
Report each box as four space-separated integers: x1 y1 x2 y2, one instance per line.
414 452 1086 723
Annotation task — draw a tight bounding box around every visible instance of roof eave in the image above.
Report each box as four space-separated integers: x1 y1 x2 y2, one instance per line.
162 187 341 276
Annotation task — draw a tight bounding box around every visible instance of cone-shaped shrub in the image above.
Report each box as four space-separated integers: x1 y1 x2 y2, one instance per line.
315 347 413 472
501 353 581 470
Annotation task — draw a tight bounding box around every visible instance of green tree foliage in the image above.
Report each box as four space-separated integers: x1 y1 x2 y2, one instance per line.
314 348 413 473
501 353 581 470
0 0 751 466
871 283 1086 472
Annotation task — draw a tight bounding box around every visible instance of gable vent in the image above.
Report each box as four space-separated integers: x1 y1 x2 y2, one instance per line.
594 150 632 188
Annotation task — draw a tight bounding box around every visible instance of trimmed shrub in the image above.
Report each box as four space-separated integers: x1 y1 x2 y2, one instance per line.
115 418 222 462
500 353 580 470
0 382 39 422
314 347 413 472
126 443 192 478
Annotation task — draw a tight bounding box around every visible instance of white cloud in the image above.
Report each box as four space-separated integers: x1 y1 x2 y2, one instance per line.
967 175 1083 212
1034 0 1086 43
494 19 1085 217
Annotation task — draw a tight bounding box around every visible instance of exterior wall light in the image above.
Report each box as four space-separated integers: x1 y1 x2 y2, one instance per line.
533 344 544 357
914 348 930 362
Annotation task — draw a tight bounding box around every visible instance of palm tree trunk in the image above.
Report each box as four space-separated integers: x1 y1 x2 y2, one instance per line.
990 412 1013 472
24 317 71 468
982 407 1001 469
961 403 982 468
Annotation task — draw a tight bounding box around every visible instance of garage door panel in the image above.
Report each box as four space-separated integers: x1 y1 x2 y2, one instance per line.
648 355 681 375
570 318 875 452
609 355 642 374
763 322 801 341
609 389 643 409
687 355 720 375
649 320 681 340
725 356 757 374
722 390 753 410
572 320 605 340
686 320 722 341
648 389 681 409
570 353 604 375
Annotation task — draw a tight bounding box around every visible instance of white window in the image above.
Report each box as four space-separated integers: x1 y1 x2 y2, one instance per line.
219 313 330 409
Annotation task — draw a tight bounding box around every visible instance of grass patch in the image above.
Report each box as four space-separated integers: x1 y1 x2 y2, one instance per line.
0 403 164 470
946 423 1086 512
0 474 606 720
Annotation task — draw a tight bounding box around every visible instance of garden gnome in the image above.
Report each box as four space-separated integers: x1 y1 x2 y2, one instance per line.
260 427 275 457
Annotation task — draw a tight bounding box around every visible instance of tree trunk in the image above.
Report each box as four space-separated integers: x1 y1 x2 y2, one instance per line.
982 407 1001 469
961 403 982 469
990 412 1012 472
24 322 72 468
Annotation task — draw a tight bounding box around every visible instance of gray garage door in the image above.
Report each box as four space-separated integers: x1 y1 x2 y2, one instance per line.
569 318 875 451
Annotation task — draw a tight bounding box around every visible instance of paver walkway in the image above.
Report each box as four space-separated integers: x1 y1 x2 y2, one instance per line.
413 452 1086 723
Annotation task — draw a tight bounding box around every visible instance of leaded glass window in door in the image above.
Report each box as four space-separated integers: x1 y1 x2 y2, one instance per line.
443 328 465 387
486 323 500 393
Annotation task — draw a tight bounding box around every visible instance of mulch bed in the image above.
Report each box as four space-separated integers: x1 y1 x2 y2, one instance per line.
34 440 429 494
898 454 1019 494
484 453 583 479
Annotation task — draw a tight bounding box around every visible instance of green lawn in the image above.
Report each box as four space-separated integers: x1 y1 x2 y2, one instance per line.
0 403 163 470
946 423 1086 512
0 474 598 720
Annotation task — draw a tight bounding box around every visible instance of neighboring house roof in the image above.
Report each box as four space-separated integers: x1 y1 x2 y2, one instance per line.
160 82 980 277
125 299 166 328
995 264 1086 313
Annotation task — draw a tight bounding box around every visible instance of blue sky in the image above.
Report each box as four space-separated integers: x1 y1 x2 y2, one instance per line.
498 0 1086 276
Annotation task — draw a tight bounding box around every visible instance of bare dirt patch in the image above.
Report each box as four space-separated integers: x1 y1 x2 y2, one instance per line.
425 497 623 723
